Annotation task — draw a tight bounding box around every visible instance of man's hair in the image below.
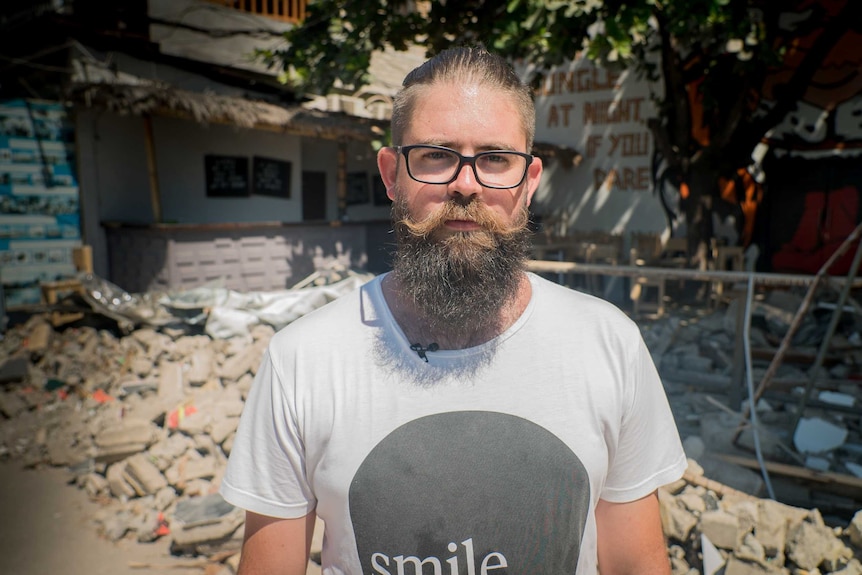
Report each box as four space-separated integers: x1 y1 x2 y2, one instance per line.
390 46 536 151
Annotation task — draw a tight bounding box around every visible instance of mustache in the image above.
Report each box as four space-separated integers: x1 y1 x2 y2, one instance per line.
395 199 529 240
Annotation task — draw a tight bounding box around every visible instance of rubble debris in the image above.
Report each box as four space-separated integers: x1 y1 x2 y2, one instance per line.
0 277 860 574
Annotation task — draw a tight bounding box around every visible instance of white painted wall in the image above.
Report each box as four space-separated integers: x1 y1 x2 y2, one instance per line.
76 109 388 275
153 117 302 223
533 58 669 238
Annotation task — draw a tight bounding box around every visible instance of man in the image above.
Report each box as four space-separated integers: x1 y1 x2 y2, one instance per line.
220 46 687 575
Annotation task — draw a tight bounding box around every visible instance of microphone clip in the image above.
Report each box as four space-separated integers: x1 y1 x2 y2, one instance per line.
410 342 439 362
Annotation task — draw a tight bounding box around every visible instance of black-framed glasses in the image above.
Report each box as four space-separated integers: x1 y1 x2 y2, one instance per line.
396 144 533 189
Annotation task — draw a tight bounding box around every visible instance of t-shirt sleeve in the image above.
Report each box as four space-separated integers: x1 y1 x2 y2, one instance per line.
601 336 687 502
219 346 317 519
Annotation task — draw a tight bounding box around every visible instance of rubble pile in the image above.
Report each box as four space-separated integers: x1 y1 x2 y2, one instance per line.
0 314 268 561
0 282 860 574
665 461 862 575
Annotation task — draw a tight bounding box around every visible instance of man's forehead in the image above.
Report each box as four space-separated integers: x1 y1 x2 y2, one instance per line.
404 83 528 148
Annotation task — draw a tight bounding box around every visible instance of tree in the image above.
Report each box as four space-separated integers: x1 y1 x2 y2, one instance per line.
262 0 862 265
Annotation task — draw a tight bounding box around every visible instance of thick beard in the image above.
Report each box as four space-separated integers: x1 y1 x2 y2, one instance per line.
390 193 532 343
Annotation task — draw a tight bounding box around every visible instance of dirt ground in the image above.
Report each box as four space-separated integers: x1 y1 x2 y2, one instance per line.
0 461 208 575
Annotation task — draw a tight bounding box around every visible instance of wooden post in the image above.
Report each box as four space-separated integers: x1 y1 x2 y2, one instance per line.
336 140 347 221
143 115 163 223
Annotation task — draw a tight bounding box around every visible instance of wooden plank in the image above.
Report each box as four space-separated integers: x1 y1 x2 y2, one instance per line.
715 453 862 492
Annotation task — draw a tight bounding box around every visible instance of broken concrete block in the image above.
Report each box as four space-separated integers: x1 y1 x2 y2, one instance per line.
847 510 862 549
83 472 109 497
0 391 29 418
217 340 266 382
133 509 163 543
100 509 135 542
722 556 775 575
659 489 698 543
171 506 244 555
735 532 767 565
26 321 52 355
131 328 172 359
154 485 177 511
221 432 234 456
209 416 239 445
130 357 154 377
186 347 214 386
95 418 158 448
830 559 862 575
755 499 788 558
148 433 193 471
700 509 740 550
177 409 210 436
181 455 218 483
94 418 158 463
125 453 168 495
192 433 219 457
106 461 136 499
678 490 707 514
158 360 184 401
786 518 848 571
172 334 212 358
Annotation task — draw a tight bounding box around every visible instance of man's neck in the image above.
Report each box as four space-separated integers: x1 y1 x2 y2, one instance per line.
381 272 532 350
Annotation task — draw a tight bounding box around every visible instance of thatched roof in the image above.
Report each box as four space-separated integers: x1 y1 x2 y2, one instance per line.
67 81 388 142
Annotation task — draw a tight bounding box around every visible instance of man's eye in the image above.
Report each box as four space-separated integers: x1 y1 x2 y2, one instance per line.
484 153 511 165
423 151 455 162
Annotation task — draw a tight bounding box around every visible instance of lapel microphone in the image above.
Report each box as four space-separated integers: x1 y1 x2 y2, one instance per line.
410 343 439 362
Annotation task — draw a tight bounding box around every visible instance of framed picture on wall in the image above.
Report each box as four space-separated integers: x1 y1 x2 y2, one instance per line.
204 155 249 197
372 175 390 206
252 156 291 199
347 172 369 205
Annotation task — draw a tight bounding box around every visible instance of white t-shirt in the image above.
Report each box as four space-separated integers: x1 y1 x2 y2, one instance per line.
221 272 687 574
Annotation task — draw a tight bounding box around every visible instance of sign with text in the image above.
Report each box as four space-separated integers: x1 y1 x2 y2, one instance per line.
533 57 665 234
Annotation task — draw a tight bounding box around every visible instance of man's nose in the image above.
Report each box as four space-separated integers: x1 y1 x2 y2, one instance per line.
448 160 483 198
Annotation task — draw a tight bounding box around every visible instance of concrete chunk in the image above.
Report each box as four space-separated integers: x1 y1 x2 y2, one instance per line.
187 348 214 386
700 509 740 550
125 453 168 495
0 391 29 418
106 462 136 499
848 510 862 549
659 488 698 543
786 519 846 571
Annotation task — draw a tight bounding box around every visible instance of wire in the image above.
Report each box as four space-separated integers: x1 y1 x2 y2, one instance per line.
743 271 777 499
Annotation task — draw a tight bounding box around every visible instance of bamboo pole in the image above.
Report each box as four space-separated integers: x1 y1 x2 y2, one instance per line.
143 115 163 223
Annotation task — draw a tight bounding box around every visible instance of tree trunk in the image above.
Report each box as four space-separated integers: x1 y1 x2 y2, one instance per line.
684 162 718 269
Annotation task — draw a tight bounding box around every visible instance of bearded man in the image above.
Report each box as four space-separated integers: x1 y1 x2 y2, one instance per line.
221 46 687 575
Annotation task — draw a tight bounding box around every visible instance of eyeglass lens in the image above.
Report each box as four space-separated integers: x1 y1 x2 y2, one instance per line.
405 146 528 188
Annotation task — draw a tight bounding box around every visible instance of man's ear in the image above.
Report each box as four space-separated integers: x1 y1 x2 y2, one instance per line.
524 156 543 208
377 147 399 200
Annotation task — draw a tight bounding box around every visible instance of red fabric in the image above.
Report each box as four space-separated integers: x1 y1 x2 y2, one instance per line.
772 186 860 274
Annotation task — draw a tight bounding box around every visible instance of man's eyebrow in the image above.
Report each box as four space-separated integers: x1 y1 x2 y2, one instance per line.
417 141 521 152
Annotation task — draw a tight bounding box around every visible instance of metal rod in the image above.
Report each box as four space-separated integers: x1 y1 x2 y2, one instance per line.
791 232 862 431
525 259 862 288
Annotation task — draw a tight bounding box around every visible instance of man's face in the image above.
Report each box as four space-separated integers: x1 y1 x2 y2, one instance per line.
378 81 542 337
378 81 542 236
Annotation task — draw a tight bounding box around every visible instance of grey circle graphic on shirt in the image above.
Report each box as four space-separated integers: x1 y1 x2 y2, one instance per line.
349 411 590 574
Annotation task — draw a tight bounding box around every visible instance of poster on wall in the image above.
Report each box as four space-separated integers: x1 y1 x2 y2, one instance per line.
0 99 81 306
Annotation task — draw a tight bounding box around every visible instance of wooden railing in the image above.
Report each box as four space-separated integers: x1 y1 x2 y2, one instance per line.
204 0 307 24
